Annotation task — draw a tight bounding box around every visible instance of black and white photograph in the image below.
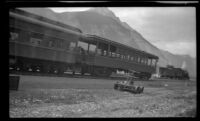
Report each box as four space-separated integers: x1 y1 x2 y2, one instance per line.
9 2 197 118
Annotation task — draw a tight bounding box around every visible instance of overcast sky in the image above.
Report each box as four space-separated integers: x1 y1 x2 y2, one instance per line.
50 7 196 58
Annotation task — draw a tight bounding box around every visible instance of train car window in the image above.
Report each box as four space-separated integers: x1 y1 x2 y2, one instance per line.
78 41 88 52
151 59 156 66
133 55 136 62
143 58 146 65
63 41 70 50
138 56 140 63
30 38 42 46
118 48 125 59
60 40 65 49
89 44 96 53
48 39 58 48
134 55 137 62
69 42 76 51
49 40 53 47
112 53 116 57
19 30 30 43
103 50 107 56
57 40 62 49
30 32 43 46
147 58 151 66
10 32 19 41
54 39 61 49
140 57 143 64
151 59 153 66
96 49 101 55
142 58 145 64
110 45 117 57
10 27 20 42
131 57 134 61
41 35 49 47
110 45 116 52
98 43 108 56
154 59 156 66
109 52 116 58
141 57 144 64
127 55 130 61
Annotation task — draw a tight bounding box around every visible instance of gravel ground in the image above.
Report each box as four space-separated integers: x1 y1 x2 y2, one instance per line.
9 75 196 117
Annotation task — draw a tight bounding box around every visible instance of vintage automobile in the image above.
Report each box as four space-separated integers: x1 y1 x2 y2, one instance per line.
114 77 144 94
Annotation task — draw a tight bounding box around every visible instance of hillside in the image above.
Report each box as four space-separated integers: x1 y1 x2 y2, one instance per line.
16 7 196 78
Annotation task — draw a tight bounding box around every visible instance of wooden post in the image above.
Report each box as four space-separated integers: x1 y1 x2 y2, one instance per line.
108 43 110 56
95 41 99 55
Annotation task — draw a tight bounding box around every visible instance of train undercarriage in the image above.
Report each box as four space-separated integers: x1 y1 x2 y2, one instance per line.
9 55 152 79
9 56 112 77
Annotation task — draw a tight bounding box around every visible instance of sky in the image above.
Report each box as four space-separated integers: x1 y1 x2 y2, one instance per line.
49 7 196 58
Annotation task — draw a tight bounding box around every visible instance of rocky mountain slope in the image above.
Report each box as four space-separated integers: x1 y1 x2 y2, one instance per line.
16 7 196 78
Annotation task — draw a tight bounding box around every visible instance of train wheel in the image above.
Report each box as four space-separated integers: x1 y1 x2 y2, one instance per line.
57 67 64 75
92 67 112 77
48 65 57 74
34 66 41 73
81 66 86 75
21 63 31 72
14 60 23 72
41 64 50 74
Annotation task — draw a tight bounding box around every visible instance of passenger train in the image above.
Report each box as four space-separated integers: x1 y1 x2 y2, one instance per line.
9 8 159 79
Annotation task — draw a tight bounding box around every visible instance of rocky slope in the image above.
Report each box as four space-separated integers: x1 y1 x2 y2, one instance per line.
16 7 196 78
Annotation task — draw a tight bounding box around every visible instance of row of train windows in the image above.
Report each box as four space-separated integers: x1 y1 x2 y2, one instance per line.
77 40 157 66
97 50 156 66
9 29 157 66
9 29 76 51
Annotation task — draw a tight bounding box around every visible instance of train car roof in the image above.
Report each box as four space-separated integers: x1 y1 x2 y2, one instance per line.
9 8 158 59
85 34 159 59
10 8 82 33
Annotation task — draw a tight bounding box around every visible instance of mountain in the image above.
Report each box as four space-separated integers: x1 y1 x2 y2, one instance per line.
16 8 196 78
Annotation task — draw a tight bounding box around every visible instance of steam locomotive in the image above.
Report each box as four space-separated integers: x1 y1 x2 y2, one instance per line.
9 8 159 79
159 65 190 80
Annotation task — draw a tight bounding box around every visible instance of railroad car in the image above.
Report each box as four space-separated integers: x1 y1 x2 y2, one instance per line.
159 66 189 80
9 8 159 79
